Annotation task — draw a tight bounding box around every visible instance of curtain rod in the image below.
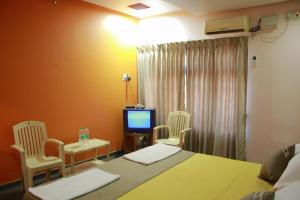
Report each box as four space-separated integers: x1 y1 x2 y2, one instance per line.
137 32 251 47
203 32 251 40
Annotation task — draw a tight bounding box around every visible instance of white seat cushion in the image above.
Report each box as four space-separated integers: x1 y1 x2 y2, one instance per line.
155 138 180 146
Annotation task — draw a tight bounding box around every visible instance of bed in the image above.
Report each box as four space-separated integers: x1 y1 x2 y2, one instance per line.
24 150 272 200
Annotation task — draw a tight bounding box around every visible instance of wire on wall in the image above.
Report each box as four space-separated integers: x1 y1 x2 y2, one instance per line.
123 74 131 106
125 81 129 105
258 18 289 43
250 8 300 43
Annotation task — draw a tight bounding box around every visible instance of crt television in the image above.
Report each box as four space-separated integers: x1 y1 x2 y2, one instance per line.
123 109 156 133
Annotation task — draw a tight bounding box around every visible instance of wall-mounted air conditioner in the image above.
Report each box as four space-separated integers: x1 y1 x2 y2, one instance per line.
204 16 250 35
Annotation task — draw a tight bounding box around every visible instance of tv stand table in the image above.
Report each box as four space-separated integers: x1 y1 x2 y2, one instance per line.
123 132 152 153
64 138 110 173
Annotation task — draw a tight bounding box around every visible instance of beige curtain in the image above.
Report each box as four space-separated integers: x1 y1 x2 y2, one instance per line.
186 37 248 160
137 43 185 126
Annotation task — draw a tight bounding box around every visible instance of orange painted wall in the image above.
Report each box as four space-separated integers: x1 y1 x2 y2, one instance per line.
0 0 137 185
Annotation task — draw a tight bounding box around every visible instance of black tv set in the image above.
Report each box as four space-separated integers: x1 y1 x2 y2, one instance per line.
123 109 156 133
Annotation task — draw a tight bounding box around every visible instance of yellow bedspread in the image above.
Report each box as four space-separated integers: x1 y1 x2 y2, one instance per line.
119 154 273 200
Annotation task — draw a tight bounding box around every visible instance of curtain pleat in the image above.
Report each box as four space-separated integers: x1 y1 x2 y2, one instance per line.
137 43 186 131
186 37 248 159
137 37 248 160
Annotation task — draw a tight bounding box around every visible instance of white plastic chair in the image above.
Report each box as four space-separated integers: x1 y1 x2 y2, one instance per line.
11 121 65 191
153 111 191 148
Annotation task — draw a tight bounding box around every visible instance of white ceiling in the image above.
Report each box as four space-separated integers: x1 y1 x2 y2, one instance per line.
83 0 288 18
165 0 287 15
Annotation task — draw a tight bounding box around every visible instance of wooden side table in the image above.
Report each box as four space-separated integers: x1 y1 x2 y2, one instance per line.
64 138 110 173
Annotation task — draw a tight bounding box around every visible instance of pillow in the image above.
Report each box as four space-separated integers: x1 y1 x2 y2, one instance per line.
295 144 300 154
274 152 300 189
240 191 274 200
259 145 295 183
275 181 300 200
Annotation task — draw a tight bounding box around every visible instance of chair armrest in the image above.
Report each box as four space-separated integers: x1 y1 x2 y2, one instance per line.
11 145 25 155
179 128 192 148
11 145 26 168
180 128 192 135
47 138 64 145
153 125 168 143
153 125 168 131
46 139 65 161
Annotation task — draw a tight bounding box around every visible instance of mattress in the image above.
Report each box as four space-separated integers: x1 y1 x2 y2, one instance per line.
24 152 272 200
119 154 273 200
24 150 194 200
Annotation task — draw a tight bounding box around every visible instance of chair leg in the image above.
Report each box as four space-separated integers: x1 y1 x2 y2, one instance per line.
27 171 33 189
60 164 66 177
20 169 25 192
23 170 30 192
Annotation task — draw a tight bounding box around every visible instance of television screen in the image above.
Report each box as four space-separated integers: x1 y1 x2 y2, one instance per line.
123 109 155 133
128 111 150 128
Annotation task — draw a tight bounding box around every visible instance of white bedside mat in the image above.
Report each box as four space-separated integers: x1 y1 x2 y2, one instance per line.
29 168 120 200
123 143 181 165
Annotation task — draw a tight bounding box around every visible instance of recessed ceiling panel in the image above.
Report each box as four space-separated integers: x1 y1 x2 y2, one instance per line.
83 0 181 18
128 3 150 10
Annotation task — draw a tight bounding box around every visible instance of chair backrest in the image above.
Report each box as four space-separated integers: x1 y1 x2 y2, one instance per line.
13 121 48 157
167 111 190 139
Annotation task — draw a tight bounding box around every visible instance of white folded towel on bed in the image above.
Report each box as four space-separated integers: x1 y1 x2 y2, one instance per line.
29 168 120 200
123 143 181 165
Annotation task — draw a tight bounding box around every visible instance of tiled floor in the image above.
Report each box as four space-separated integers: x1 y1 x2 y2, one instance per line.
0 153 122 200
0 184 23 200
0 171 62 200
